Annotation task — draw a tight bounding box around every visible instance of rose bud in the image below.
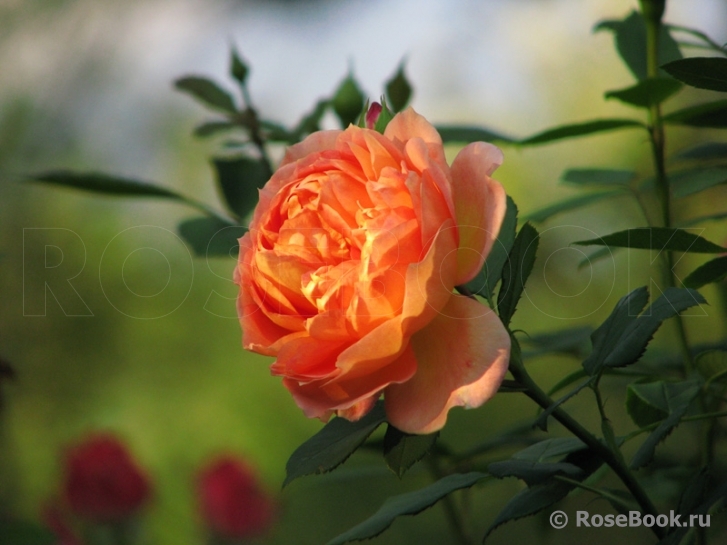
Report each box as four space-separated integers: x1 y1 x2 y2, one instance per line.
62 433 151 523
235 107 510 434
197 456 275 540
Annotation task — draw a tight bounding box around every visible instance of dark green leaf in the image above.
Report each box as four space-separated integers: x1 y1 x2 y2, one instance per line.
684 255 727 289
577 246 619 270
488 460 584 486
605 78 683 108
178 217 246 258
284 402 386 487
511 437 587 462
385 62 412 113
497 223 539 327
436 125 515 144
627 382 671 427
326 472 487 544
212 156 269 219
562 168 636 186
573 227 727 253
670 167 727 197
582 287 650 376
230 47 249 85
175 76 237 114
333 74 365 128
664 100 727 128
535 378 595 431
194 121 238 138
293 100 330 140
524 190 624 222
679 211 727 227
382 425 438 478
521 326 593 359
594 11 682 80
630 381 700 468
28 171 184 199
695 350 727 385
0 519 55 545
662 57 727 92
546 369 589 397
602 288 706 369
518 119 644 146
465 196 518 300
674 142 727 161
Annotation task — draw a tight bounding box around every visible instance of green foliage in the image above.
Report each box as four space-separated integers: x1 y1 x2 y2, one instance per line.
211 156 269 219
28 171 184 199
674 142 727 161
373 98 396 133
518 119 644 145
326 472 487 545
670 167 727 197
283 402 387 487
385 62 413 113
594 10 682 80
333 73 365 128
465 196 518 301
436 125 515 144
488 460 584 486
662 57 727 92
177 217 245 258
230 47 249 86
683 256 727 289
0 519 55 545
174 76 237 114
525 190 624 223
520 326 592 359
695 350 727 385
497 223 539 327
574 227 727 253
605 77 682 108
382 426 438 478
561 168 636 187
664 100 727 128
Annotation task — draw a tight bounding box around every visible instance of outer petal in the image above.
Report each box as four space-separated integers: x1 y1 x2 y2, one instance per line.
450 142 507 285
384 295 510 434
384 108 447 169
280 130 342 167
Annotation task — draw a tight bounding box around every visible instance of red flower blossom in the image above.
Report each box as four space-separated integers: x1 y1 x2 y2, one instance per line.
63 433 151 523
197 456 275 540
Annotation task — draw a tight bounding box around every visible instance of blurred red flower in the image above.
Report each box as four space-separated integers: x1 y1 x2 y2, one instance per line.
197 455 275 540
42 502 84 545
62 433 151 523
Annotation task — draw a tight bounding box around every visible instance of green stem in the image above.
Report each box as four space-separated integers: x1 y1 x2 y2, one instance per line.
509 357 665 539
640 0 694 373
622 409 727 442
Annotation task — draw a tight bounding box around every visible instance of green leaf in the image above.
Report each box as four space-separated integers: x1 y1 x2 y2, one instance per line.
561 168 636 186
230 47 249 85
674 142 727 161
497 223 539 327
435 125 515 144
465 195 518 300
630 381 700 469
385 61 413 113
178 217 246 258
326 472 487 545
546 369 589 397
194 121 238 138
382 425 438 478
521 326 593 359
332 73 365 128
695 350 727 385
577 246 619 270
669 167 727 198
518 119 644 146
511 437 587 462
662 57 727 92
212 156 269 219
488 460 584 486
175 76 237 114
373 98 396 133
28 170 186 199
679 211 727 227
524 190 624 223
605 77 683 108
284 402 386 487
683 255 727 289
594 11 682 80
626 382 670 427
0 519 55 545
293 99 330 140
583 287 650 376
573 227 727 253
664 100 727 128
534 377 595 431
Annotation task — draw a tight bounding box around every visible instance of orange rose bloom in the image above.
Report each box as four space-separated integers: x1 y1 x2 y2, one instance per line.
235 108 510 434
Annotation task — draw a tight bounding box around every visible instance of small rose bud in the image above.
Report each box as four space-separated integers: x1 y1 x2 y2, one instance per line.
62 434 151 524
365 102 383 129
197 455 275 540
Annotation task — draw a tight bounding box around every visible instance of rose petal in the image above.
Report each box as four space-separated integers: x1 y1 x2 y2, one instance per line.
280 130 342 167
449 142 507 285
384 108 445 164
385 295 510 434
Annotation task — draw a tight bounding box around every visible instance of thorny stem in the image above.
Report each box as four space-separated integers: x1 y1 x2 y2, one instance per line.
639 0 695 373
509 350 665 540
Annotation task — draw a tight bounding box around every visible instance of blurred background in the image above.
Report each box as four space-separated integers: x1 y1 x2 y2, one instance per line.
1 0 726 543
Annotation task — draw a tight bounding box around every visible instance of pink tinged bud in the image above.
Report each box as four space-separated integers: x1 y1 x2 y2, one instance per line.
365 102 383 129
